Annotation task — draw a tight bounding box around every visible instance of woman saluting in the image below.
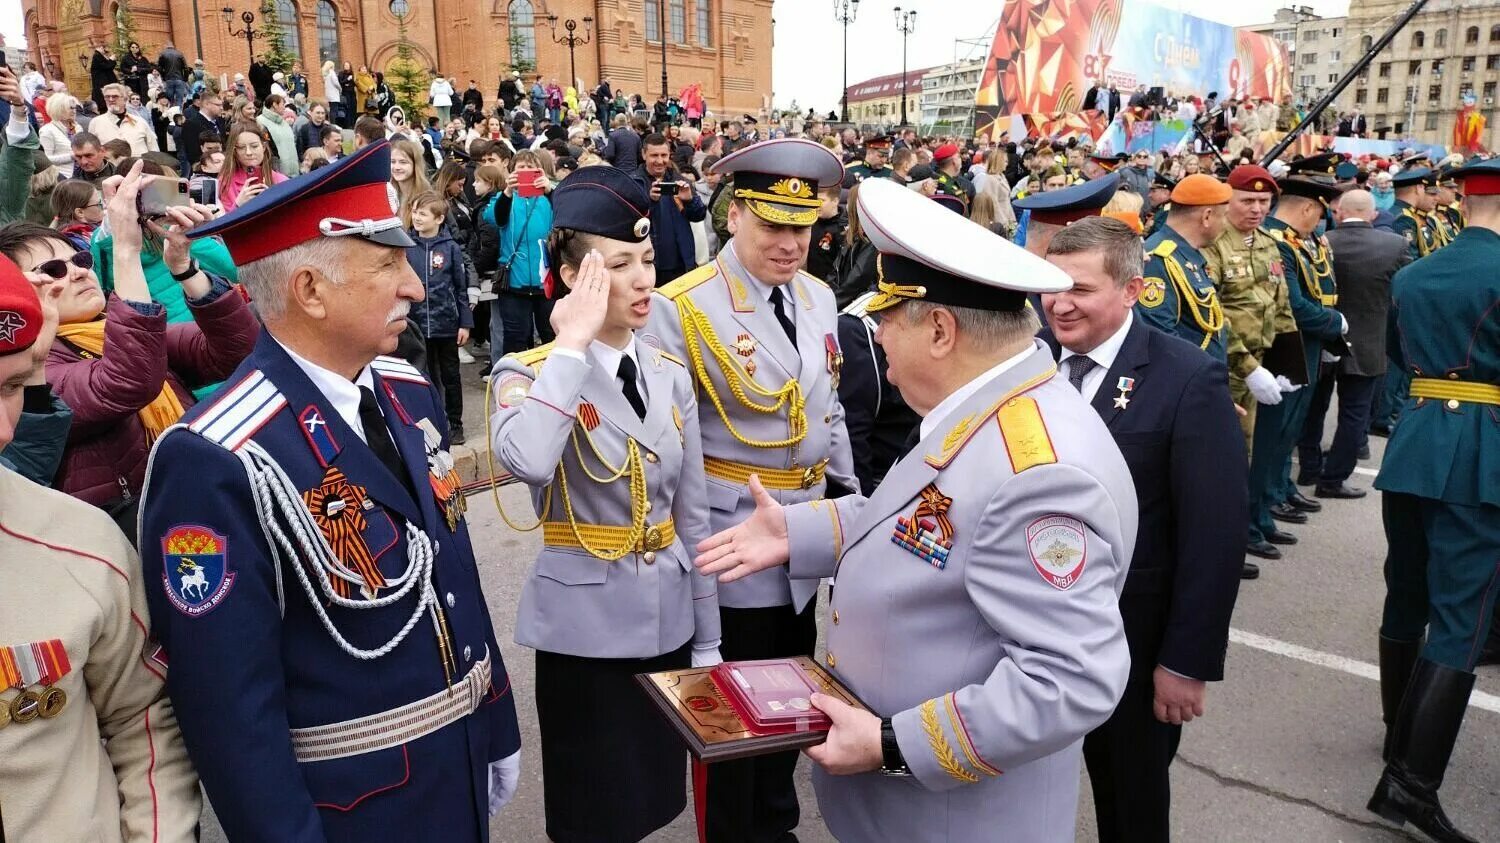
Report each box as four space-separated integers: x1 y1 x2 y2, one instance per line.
489 165 720 842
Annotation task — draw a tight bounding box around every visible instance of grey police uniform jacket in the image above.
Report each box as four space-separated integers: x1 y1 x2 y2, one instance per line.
644 241 857 612
489 338 720 659
783 342 1138 842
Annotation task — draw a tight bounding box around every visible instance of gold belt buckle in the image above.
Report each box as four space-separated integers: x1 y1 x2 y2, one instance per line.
643 525 665 551
800 465 817 489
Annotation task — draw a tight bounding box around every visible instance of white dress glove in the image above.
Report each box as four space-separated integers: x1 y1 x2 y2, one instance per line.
1339 313 1349 335
487 750 521 817
1275 374 1303 394
1320 349 1341 364
691 643 724 668
1245 366 1283 405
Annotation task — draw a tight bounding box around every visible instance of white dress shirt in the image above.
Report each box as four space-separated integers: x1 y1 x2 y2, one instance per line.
918 342 1039 442
550 338 646 397
277 340 379 443
1058 312 1133 403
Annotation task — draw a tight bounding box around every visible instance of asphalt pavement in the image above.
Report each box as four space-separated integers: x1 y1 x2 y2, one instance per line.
197 362 1499 842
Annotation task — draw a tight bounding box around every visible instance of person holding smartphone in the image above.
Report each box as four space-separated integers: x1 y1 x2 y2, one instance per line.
484 150 555 356
218 122 288 211
633 133 706 286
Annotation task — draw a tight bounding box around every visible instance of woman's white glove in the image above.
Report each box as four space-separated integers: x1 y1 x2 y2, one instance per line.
691 643 724 668
487 750 521 817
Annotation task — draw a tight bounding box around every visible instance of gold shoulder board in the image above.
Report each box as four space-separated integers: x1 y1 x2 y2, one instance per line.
798 270 831 290
512 341 555 370
658 350 686 367
997 396 1058 474
1267 228 1286 243
657 262 719 300
1149 239 1178 259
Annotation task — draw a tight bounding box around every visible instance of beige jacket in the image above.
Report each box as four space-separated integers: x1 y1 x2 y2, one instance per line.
88 110 159 156
0 467 199 842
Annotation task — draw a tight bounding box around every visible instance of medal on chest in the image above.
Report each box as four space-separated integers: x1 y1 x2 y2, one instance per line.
825 333 843 389
734 333 758 377
302 466 384 599
416 418 466 532
0 639 72 728
430 252 445 271
892 483 955 570
1114 376 1135 410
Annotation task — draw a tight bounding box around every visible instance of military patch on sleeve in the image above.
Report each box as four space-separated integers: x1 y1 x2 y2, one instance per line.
496 374 532 409
1139 278 1167 308
162 526 236 617
1027 515 1088 591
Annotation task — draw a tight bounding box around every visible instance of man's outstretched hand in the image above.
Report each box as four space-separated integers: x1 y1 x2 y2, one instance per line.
694 474 791 582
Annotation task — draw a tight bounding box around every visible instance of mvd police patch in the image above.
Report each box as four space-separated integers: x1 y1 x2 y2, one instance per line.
1027 515 1087 591
161 525 236 617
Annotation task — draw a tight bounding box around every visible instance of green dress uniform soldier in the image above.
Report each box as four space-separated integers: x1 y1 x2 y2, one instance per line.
1389 168 1441 261
487 166 722 843
1201 165 1297 454
1136 174 1231 360
1249 159 1348 560
1437 168 1466 234
644 137 858 842
694 176 1138 842
842 133 894 188
1365 156 1500 843
931 143 976 214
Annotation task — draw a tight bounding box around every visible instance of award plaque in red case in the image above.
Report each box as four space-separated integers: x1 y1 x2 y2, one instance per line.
709 659 832 735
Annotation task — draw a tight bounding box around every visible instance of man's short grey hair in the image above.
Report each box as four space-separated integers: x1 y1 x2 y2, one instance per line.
1045 217 1143 288
902 300 1041 351
236 238 351 321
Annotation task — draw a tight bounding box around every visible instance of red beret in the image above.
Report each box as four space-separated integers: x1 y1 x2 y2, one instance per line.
1227 165 1280 195
0 255 42 357
933 143 960 161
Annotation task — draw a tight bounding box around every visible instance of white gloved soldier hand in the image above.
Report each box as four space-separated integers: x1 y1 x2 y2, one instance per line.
1320 349 1341 364
487 750 521 817
1339 313 1349 335
691 643 724 668
1245 366 1283 406
1275 374 1303 393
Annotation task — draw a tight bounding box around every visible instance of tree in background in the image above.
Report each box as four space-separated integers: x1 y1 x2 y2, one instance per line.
109 3 140 57
258 0 299 74
386 13 430 120
508 33 535 77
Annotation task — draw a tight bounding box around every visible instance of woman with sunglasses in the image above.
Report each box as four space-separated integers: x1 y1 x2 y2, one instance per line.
489 165 719 843
0 161 259 542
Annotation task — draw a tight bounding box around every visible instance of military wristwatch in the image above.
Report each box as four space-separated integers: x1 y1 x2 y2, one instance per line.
880 717 911 776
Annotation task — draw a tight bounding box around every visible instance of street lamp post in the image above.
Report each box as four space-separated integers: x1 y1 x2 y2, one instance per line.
658 0 669 101
894 6 916 127
546 15 594 91
834 0 860 123
221 7 262 69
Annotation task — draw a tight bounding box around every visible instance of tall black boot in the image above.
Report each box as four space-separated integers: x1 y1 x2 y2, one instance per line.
1367 659 1478 843
1378 636 1422 755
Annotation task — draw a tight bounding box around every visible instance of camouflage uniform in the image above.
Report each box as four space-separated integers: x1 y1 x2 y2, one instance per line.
1202 225 1296 452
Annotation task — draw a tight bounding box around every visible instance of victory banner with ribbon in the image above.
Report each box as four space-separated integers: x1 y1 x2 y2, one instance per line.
976 0 1291 140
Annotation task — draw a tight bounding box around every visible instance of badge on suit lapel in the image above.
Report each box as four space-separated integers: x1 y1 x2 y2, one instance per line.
416 418 466 531
1113 376 1135 410
302 466 385 599
891 484 954 570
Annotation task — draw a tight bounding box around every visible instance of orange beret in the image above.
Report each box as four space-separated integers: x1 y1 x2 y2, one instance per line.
1169 173 1232 206
1227 165 1280 195
1102 210 1144 234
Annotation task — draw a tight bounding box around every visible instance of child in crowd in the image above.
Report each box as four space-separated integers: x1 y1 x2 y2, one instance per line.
404 190 474 443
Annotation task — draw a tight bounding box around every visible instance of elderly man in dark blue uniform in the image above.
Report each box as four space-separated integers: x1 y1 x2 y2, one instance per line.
138 140 522 841
1366 157 1500 843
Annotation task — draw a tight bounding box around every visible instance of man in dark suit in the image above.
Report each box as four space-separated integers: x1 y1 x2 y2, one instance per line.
1299 189 1410 498
1042 217 1247 842
1083 81 1103 113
